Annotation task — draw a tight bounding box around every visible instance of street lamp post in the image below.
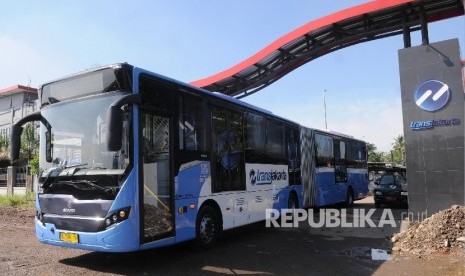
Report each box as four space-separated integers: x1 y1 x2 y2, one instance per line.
323 89 328 130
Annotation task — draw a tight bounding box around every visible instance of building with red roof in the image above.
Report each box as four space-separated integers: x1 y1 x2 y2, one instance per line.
0 85 38 139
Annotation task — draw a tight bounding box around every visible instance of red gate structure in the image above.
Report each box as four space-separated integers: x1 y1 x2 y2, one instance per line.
191 0 464 98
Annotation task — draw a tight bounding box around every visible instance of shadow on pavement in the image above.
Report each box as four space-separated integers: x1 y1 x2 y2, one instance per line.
60 198 402 275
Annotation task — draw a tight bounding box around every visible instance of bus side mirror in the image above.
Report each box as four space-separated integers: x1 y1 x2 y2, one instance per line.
10 124 23 161
106 94 141 152
107 106 123 151
45 130 53 162
9 111 49 162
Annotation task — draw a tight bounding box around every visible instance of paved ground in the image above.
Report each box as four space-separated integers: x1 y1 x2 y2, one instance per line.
0 197 464 275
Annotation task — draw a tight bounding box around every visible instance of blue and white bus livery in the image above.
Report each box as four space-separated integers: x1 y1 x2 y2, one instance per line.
10 63 368 252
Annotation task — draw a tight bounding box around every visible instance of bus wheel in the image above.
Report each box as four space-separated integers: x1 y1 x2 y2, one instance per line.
345 188 354 207
288 192 298 209
195 205 218 250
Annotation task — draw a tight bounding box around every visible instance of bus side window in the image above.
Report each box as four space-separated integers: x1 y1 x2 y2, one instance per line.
245 112 266 162
266 119 285 161
315 134 334 167
286 126 301 185
212 107 245 192
360 142 367 167
179 96 204 151
335 140 347 182
346 140 355 168
286 127 299 169
139 75 173 112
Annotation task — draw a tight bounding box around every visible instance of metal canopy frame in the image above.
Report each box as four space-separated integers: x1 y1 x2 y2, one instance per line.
190 0 464 98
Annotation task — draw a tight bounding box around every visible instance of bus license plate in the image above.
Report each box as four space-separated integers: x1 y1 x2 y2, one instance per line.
60 232 79 244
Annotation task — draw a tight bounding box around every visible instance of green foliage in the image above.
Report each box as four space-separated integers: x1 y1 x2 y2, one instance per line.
368 135 405 165
29 153 40 176
369 151 385 162
0 135 11 167
0 193 35 207
391 135 405 165
0 135 9 152
21 122 39 160
367 143 385 162
0 122 39 168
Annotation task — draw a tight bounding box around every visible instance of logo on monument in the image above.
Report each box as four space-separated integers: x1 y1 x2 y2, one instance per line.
410 79 460 130
414 80 451 112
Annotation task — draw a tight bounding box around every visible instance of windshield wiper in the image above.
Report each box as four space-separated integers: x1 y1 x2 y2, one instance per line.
54 180 117 195
61 180 107 191
42 97 60 107
65 163 88 169
48 97 60 104
40 164 88 189
41 166 64 189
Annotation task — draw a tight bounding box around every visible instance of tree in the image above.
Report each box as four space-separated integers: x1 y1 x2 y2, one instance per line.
0 134 10 167
21 123 39 161
19 123 40 175
0 134 9 152
29 153 39 176
367 143 385 162
391 135 405 165
0 123 40 170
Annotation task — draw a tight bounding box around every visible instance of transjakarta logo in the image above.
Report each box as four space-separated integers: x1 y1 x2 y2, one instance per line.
249 169 287 185
410 80 460 130
414 80 451 112
410 118 460 130
246 164 288 189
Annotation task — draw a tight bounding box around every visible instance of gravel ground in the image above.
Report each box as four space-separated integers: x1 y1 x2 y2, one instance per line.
0 200 464 276
392 205 465 256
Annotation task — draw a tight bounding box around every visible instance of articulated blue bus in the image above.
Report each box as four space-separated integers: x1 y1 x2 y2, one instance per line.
11 64 368 252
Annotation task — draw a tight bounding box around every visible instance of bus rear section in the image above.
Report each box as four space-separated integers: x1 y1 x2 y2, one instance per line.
300 127 368 208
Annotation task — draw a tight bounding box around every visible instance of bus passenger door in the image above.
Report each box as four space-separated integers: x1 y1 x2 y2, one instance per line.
140 111 174 243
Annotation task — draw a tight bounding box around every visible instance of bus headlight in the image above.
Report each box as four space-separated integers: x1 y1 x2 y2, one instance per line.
401 191 408 196
375 191 382 196
99 207 131 231
118 210 127 219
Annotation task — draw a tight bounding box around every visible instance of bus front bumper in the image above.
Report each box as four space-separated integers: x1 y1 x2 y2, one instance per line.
35 218 140 252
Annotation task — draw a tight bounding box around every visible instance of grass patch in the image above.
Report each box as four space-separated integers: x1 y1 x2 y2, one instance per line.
0 193 35 207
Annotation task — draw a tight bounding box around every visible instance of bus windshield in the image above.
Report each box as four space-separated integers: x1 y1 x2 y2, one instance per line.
39 92 131 176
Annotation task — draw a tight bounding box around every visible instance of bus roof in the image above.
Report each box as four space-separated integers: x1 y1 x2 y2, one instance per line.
310 127 366 143
41 63 363 135
132 63 300 126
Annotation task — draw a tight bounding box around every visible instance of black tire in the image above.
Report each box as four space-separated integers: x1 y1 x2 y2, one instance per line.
375 201 381 208
195 205 219 250
345 188 354 207
288 192 299 209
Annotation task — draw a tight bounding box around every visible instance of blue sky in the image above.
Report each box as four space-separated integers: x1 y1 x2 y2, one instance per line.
1 1 464 151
